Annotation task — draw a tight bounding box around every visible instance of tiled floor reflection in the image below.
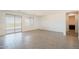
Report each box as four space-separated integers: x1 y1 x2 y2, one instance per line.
0 30 79 49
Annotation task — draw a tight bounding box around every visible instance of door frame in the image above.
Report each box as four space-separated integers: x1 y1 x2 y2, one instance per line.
66 11 78 35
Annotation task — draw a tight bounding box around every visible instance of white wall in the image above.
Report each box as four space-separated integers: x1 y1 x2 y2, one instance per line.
0 11 5 36
39 12 66 35
78 14 79 39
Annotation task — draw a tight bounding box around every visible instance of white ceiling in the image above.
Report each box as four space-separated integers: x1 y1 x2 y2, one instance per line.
3 10 76 16
17 10 72 16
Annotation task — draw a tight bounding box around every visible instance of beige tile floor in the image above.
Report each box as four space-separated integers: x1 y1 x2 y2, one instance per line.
0 29 78 49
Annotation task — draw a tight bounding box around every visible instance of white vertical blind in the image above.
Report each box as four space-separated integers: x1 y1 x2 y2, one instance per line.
5 14 22 33
5 15 15 33
15 15 22 32
6 15 14 30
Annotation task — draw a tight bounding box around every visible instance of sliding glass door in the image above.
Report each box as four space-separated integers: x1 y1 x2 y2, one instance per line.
15 16 22 32
5 14 22 34
6 15 15 34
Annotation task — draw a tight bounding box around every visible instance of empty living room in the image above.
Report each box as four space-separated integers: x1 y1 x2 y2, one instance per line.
1 0 79 59
0 10 79 49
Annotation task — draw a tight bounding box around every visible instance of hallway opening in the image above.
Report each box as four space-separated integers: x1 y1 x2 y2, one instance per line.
66 11 78 36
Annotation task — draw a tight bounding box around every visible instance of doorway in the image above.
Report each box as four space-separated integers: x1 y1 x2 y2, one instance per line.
66 12 78 36
5 14 22 34
68 16 75 36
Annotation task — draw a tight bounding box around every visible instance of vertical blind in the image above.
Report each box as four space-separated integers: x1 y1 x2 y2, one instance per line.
5 14 37 33
5 14 22 33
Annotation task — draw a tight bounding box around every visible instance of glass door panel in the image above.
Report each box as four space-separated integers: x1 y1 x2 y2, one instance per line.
5 15 14 34
15 16 22 32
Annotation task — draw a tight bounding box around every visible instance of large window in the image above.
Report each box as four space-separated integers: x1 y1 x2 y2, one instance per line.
15 15 22 32
6 15 15 33
5 14 22 34
25 16 34 26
